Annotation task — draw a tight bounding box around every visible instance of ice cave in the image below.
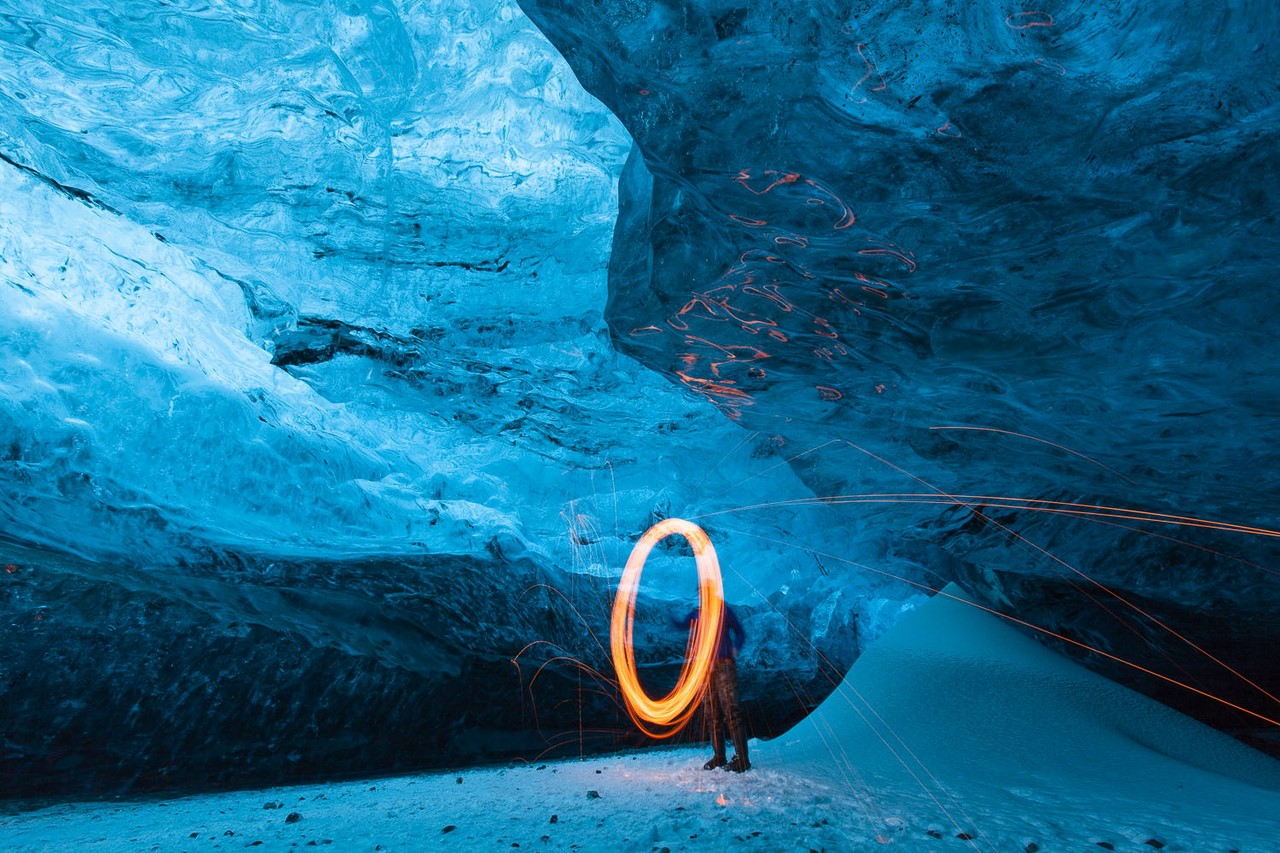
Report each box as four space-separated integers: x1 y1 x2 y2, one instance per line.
2 0 1279 850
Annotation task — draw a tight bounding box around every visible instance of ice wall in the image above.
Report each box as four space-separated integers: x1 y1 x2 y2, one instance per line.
0 0 868 582
0 0 876 796
518 0 1280 742
2 0 1279 797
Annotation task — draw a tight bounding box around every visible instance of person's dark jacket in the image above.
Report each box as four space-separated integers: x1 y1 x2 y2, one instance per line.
679 604 746 660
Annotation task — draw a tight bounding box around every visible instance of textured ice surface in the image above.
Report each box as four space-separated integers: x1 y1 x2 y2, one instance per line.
0 0 856 579
0 0 875 796
1 0 1279 798
1 0 616 561
519 0 1280 738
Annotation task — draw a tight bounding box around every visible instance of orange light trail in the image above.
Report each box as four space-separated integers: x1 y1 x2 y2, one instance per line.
697 427 1280 714
835 442 1280 711
849 42 888 103
720 525 1280 730
858 237 917 272
1034 57 1068 76
928 425 1136 484
610 518 725 738
1005 10 1055 28
698 493 1280 540
697 470 1280 714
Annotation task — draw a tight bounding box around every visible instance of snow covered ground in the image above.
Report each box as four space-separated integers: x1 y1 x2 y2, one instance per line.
5 587 1279 852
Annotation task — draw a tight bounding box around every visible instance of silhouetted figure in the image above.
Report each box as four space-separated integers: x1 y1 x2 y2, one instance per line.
682 602 750 772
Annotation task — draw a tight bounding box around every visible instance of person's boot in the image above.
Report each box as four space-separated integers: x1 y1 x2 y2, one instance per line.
704 712 727 770
727 704 750 772
703 728 727 769
728 719 750 772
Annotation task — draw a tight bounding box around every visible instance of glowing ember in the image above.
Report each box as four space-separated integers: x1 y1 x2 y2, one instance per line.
610 518 724 738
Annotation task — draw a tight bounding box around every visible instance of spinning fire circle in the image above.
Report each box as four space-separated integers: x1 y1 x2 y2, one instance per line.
610 518 724 738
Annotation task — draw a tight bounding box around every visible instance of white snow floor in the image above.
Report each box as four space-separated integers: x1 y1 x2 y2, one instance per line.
5 586 1280 852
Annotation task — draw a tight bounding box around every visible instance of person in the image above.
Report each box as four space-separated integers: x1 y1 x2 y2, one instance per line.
680 600 750 772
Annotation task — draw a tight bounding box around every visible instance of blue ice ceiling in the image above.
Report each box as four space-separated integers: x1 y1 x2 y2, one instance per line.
520 0 1280 715
0 0 851 585
1 0 1278 795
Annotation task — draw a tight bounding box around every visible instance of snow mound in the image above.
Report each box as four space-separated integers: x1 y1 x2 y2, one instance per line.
759 583 1280 847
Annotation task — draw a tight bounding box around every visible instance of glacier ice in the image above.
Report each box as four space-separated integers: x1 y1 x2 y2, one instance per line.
0 0 857 578
1 0 1279 797
520 0 1280 746
0 0 880 796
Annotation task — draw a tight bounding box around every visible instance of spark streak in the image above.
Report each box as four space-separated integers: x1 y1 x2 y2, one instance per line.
697 493 1280 540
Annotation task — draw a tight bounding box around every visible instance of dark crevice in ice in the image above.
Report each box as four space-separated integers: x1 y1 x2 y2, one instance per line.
0 150 119 214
